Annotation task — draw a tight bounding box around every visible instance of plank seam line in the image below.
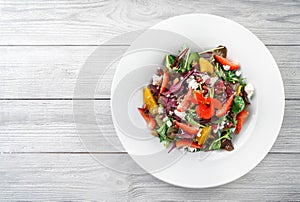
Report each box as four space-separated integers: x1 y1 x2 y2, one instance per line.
0 44 298 47
0 151 298 155
0 98 299 101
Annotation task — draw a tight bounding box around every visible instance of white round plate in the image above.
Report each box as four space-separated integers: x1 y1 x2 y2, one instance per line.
111 14 285 188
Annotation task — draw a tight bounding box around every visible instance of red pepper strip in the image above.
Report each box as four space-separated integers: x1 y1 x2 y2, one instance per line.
214 55 240 70
177 87 193 112
235 109 249 134
175 139 203 149
216 94 235 117
160 70 169 94
138 108 156 130
174 120 199 135
172 48 189 69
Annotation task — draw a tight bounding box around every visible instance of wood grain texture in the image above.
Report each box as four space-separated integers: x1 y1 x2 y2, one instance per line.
0 0 299 199
0 45 299 98
0 0 299 45
0 99 298 153
0 153 299 201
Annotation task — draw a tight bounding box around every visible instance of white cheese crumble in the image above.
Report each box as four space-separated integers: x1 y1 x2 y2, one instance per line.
186 147 197 152
162 116 169 122
188 78 199 90
201 74 210 83
166 120 172 127
152 74 162 85
169 111 173 115
244 83 254 99
158 106 164 114
219 121 226 130
196 129 202 137
223 65 230 71
235 70 242 77
213 125 219 133
186 76 193 84
174 110 186 120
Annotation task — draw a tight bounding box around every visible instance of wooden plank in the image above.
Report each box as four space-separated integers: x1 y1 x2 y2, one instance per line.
0 153 299 200
0 45 299 99
0 0 299 45
0 46 124 99
0 99 298 153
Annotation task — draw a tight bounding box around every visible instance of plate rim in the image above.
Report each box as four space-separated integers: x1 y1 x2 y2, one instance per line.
110 13 285 188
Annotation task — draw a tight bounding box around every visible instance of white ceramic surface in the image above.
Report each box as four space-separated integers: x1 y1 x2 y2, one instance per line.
111 14 285 188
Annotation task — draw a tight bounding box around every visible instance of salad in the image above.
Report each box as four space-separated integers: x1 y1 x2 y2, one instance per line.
138 45 254 152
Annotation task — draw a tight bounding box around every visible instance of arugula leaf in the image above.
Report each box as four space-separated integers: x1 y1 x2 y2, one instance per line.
157 123 167 142
186 114 202 128
166 126 175 135
224 70 246 85
215 63 245 85
209 139 221 150
232 96 245 114
155 115 163 128
208 130 231 150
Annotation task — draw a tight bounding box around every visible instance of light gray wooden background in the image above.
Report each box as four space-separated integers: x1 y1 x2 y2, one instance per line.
0 0 299 201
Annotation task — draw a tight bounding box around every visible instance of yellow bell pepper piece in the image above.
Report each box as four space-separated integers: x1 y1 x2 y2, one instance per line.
196 126 211 145
236 85 243 96
144 87 158 115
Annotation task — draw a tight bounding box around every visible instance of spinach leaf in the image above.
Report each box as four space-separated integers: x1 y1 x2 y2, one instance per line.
187 52 199 70
165 54 176 68
232 96 245 114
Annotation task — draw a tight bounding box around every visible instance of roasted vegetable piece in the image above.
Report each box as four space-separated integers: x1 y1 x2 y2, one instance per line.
144 87 158 114
221 138 234 151
199 57 214 75
196 126 211 145
214 45 227 58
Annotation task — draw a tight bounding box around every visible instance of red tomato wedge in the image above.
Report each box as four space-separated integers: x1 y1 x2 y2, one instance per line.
235 110 249 134
137 108 156 130
160 70 169 94
216 94 235 117
212 98 222 110
177 87 193 112
214 55 240 70
174 120 199 135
